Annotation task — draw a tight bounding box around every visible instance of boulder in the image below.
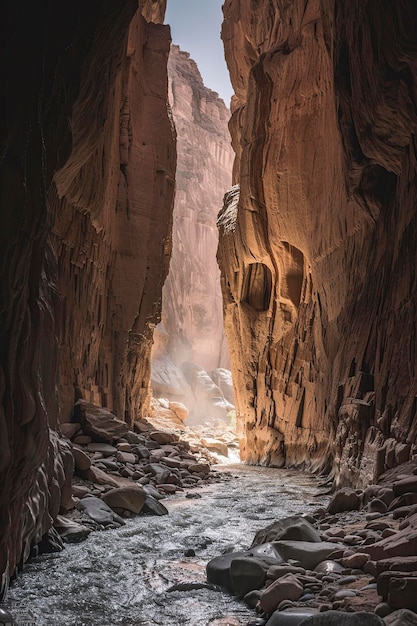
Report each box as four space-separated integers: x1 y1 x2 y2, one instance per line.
169 401 189 422
230 556 267 595
149 430 178 445
142 495 169 516
327 488 362 514
393 477 417 497
102 486 146 514
74 400 129 442
265 609 319 626
259 573 303 614
251 515 321 547
54 514 91 543
188 463 210 474
77 496 125 526
72 446 91 471
201 438 229 457
272 541 343 570
206 551 249 591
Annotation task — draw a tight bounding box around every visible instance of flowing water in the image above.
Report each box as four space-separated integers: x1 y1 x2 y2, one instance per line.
6 464 329 626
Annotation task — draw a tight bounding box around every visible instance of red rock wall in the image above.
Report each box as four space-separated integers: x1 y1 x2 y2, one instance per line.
154 45 234 373
218 0 417 485
0 0 174 596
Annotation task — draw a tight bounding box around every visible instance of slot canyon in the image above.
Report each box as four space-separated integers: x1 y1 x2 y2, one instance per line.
1 1 417 625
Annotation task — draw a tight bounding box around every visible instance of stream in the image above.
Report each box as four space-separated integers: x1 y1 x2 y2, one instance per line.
5 464 328 626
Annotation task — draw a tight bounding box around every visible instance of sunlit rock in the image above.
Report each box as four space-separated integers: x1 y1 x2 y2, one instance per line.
218 0 417 484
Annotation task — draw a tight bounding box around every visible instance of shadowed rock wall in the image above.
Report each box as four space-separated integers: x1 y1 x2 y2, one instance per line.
218 0 417 486
0 0 174 596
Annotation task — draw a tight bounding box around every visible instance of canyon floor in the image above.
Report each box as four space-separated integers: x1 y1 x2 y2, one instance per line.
2 403 417 624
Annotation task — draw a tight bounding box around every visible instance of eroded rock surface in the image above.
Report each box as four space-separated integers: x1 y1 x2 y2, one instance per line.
218 0 417 484
151 45 234 415
0 0 174 596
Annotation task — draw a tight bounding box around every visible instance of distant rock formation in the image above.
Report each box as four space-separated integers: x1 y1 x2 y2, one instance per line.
217 0 417 486
0 0 174 596
151 45 234 420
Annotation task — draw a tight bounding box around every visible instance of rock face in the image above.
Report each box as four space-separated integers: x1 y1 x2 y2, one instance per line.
152 45 234 383
218 1 417 483
0 0 174 597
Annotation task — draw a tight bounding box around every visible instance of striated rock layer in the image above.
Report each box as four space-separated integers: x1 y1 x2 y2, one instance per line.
153 45 234 374
218 0 417 485
0 0 174 596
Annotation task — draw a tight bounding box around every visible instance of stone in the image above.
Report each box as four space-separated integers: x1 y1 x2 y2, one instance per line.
187 463 211 475
142 495 169 516
60 423 82 439
363 513 417 560
327 488 362 514
393 477 417 497
0 608 15 625
259 573 303 614
341 553 369 569
206 551 250 591
142 484 165 500
243 590 262 608
251 516 322 547
72 484 91 498
72 446 91 471
298 612 385 625
369 499 388 514
384 609 417 625
87 443 118 456
169 402 189 422
74 400 129 443
116 451 136 465
149 431 178 445
314 560 345 575
230 556 267 595
72 435 92 445
101 486 146 514
388 576 417 610
201 438 229 457
54 514 91 543
77 496 125 526
143 463 171 484
265 609 319 625
272 541 343 570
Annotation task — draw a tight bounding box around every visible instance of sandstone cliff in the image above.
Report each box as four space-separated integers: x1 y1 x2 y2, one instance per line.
0 0 174 596
153 45 234 372
151 45 234 418
218 0 417 486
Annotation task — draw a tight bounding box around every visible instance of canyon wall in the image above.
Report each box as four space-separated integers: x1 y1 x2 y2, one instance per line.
151 45 234 418
0 0 174 596
153 45 233 374
218 0 417 486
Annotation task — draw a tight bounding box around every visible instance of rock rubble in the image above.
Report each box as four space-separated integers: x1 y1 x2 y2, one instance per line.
206 459 417 625
30 401 228 553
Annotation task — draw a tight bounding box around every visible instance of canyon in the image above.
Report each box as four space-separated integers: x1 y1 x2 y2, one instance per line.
218 0 417 488
0 0 417 618
151 44 235 424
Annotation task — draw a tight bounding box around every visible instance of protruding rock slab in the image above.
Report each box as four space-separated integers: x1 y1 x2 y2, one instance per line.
74 400 129 443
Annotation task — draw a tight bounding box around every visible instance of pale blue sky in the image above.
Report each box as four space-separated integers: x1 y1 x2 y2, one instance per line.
165 0 233 106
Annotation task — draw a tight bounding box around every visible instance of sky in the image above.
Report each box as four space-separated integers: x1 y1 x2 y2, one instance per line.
165 0 233 106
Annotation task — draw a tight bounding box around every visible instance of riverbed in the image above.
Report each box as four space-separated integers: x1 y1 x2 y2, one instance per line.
6 464 328 626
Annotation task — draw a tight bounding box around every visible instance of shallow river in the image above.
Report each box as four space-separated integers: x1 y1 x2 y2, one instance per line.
6 464 328 626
